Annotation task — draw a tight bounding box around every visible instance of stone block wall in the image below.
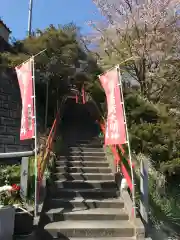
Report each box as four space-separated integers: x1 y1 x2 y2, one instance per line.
0 68 33 154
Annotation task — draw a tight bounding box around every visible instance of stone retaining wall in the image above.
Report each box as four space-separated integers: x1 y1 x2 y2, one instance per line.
0 68 33 154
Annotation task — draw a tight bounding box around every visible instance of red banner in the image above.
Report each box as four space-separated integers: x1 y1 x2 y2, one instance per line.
99 67 126 145
15 59 34 140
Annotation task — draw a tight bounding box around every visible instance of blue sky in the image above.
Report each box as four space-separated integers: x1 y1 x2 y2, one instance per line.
1 0 102 40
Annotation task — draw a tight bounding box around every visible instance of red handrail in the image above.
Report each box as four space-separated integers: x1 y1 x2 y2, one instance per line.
99 121 133 191
80 91 135 215
76 94 78 103
37 110 59 204
46 113 59 151
82 86 85 104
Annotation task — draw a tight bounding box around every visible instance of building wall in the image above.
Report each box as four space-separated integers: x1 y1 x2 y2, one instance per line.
0 37 10 52
0 22 10 42
0 69 33 155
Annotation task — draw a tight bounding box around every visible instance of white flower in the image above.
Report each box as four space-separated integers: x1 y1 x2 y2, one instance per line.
0 185 12 193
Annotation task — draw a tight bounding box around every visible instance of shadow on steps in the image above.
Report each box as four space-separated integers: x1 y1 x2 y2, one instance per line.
36 100 121 239
36 229 71 240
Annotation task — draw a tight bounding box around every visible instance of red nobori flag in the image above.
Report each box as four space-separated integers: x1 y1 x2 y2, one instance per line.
15 59 34 140
99 67 126 145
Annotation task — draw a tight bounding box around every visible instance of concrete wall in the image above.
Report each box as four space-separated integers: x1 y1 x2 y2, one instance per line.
0 69 33 155
0 37 10 52
0 21 10 42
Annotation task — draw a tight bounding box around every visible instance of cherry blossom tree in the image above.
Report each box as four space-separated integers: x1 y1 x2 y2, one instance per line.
92 0 180 101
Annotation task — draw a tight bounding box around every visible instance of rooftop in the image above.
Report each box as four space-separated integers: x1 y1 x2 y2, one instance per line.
0 19 11 33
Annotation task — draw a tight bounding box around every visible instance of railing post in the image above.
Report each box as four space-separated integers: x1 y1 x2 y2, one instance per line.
82 85 85 104
76 94 78 103
140 158 149 233
20 157 29 201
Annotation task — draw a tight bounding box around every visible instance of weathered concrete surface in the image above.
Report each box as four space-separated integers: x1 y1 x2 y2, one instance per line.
0 69 33 156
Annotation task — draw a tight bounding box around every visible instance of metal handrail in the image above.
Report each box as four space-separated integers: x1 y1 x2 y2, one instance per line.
99 121 133 190
86 93 135 191
37 92 76 181
0 150 35 159
38 111 59 181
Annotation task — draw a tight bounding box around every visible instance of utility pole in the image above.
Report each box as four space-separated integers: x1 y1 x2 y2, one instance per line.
28 0 33 36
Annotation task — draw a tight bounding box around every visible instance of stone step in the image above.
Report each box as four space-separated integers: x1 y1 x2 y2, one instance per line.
45 208 129 222
66 143 103 148
53 180 117 189
41 228 136 239
59 152 106 157
53 179 116 189
48 188 119 199
55 161 109 168
60 150 105 156
46 197 124 209
74 139 101 144
44 220 134 238
57 238 135 240
53 173 114 181
64 147 104 153
55 166 112 174
58 155 106 161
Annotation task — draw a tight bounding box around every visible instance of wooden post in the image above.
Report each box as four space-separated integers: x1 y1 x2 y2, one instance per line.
140 158 149 233
20 157 29 201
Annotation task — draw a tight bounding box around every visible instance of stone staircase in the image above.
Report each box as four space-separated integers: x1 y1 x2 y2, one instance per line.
37 101 144 239
38 136 141 239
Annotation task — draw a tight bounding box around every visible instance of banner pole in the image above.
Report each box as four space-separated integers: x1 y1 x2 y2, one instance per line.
98 57 136 77
32 56 38 217
117 65 136 219
16 49 47 68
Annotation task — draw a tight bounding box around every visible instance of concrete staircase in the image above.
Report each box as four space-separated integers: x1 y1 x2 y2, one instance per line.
39 137 140 239
37 102 144 239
